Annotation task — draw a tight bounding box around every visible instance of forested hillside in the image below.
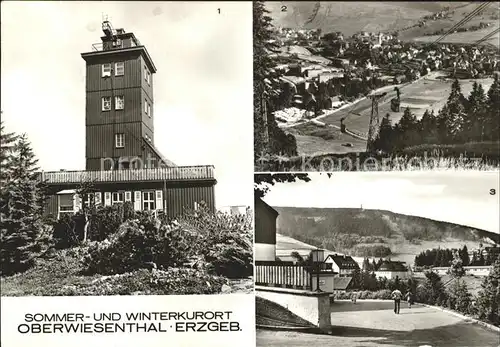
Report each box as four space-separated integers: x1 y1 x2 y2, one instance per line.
274 207 499 258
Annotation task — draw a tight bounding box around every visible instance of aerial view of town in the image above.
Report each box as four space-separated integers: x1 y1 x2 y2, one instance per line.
254 2 500 171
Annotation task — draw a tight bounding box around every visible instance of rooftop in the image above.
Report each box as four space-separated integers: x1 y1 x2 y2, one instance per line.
326 254 359 269
81 46 157 73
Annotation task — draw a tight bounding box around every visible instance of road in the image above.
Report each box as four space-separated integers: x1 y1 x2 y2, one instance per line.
256 301 500 347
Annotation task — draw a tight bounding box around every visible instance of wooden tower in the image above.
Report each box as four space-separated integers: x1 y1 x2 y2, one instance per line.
81 20 173 170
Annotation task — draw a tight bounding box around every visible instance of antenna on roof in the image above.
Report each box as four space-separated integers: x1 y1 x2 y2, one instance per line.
101 15 117 38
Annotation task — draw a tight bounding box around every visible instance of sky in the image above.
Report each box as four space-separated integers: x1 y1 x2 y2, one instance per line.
1 1 253 209
262 171 500 234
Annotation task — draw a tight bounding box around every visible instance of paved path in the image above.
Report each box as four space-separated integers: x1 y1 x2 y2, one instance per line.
257 301 500 347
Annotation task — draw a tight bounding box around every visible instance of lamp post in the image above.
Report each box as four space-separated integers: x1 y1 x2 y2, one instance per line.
311 249 324 292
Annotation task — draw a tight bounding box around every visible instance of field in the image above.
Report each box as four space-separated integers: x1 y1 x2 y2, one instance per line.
266 2 461 34
288 75 495 156
321 76 494 136
412 24 500 46
288 123 367 156
266 2 498 45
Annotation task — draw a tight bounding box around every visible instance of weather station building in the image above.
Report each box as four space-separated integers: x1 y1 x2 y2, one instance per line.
42 20 216 219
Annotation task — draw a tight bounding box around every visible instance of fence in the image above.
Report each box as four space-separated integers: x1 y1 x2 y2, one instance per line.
255 261 312 290
40 166 215 184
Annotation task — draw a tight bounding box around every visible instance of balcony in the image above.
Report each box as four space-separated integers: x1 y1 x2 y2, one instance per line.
91 38 141 52
41 166 215 185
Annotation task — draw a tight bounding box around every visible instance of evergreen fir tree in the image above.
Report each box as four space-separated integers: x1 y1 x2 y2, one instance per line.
448 250 466 278
424 271 447 305
363 257 371 271
444 79 467 142
253 1 277 157
461 245 470 266
377 258 383 268
476 255 500 325
397 107 420 147
465 82 488 141
485 73 500 141
485 252 492 266
448 278 471 313
419 109 439 144
0 134 49 276
0 120 18 185
436 105 451 143
471 251 479 266
253 1 297 159
479 252 486 266
440 250 449 267
373 113 393 152
351 267 362 289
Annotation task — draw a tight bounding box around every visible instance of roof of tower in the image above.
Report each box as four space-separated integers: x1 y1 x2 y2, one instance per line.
81 46 157 73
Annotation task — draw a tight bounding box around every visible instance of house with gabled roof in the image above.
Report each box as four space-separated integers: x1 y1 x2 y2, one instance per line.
324 254 360 276
374 260 410 280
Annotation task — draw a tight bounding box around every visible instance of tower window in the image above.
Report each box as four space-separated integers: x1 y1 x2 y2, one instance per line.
115 62 124 76
144 65 151 85
102 64 112 77
112 39 123 48
102 96 111 111
144 100 151 116
115 95 124 110
115 133 125 148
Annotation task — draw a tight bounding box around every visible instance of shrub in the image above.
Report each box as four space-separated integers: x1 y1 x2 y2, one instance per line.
88 202 136 242
373 289 392 300
52 213 82 249
335 289 392 300
81 205 253 279
177 205 254 278
81 220 191 275
357 290 372 299
476 256 500 326
52 202 138 248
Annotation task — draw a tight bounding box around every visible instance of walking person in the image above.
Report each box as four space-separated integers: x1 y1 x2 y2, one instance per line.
391 288 403 314
405 290 414 309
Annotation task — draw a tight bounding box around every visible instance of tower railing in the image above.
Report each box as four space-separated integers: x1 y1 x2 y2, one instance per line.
40 166 216 184
91 43 104 52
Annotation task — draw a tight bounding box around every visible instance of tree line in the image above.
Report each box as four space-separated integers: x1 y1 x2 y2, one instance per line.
374 74 500 152
416 252 500 327
415 245 498 267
